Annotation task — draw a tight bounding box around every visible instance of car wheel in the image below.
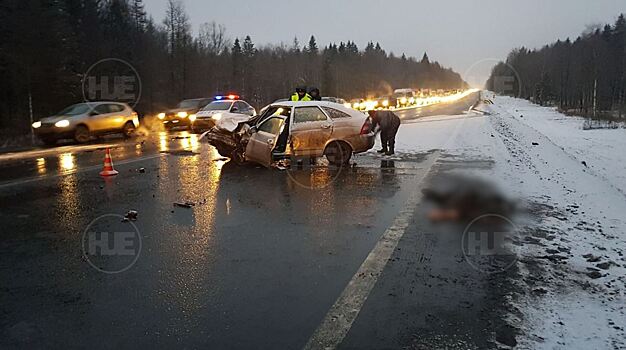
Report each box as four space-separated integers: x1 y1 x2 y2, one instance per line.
122 121 136 138
325 141 352 166
74 125 90 143
40 137 57 146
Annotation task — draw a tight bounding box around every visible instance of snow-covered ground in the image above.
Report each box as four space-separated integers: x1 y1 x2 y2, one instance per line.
383 94 626 349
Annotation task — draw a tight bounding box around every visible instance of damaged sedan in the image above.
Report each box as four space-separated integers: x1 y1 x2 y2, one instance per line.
202 101 376 167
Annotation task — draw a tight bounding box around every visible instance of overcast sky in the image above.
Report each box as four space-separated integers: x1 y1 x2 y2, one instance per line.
144 0 626 87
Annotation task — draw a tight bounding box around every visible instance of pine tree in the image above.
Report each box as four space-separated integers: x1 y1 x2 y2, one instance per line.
306 35 318 55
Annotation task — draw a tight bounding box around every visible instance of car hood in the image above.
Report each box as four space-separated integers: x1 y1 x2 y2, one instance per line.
167 107 197 114
39 115 77 123
214 114 255 132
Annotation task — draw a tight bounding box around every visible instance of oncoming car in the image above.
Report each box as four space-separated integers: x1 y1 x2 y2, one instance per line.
203 101 375 167
191 97 256 133
157 97 212 130
31 102 139 145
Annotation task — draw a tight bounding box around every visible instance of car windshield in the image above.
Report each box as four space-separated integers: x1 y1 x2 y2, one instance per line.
56 103 90 116
202 101 232 111
177 100 203 109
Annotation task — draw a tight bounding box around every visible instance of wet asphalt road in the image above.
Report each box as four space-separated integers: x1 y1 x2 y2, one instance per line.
0 93 513 350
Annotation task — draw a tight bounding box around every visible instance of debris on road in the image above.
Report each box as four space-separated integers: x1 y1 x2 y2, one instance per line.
122 210 138 222
138 167 146 173
174 201 195 208
532 142 539 146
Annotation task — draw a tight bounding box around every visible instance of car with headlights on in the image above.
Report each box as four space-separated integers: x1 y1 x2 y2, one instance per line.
202 101 375 167
157 97 212 130
31 102 139 145
190 96 256 133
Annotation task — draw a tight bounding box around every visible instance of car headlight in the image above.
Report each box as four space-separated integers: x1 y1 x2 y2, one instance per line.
400 97 407 104
158 113 165 120
353 103 360 109
55 120 70 128
32 121 41 129
382 100 389 107
189 114 197 122
177 111 188 118
212 113 222 121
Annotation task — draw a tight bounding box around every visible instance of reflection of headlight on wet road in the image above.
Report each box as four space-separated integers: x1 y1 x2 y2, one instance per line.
55 120 70 128
32 121 41 128
158 113 165 119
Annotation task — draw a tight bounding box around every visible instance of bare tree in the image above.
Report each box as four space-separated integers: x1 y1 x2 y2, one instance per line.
198 21 229 55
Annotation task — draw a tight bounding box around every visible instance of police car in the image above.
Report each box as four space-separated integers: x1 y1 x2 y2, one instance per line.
190 95 256 133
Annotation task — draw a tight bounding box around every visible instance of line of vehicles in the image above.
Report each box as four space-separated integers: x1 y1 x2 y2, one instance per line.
350 88 466 111
30 94 375 167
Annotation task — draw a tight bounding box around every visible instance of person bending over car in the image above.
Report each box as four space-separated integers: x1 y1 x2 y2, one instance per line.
368 110 401 155
309 87 322 101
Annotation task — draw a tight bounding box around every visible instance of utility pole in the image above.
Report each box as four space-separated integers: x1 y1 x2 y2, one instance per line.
593 78 597 118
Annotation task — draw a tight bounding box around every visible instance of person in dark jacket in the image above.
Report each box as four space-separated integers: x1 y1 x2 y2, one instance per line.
309 87 322 101
368 110 401 155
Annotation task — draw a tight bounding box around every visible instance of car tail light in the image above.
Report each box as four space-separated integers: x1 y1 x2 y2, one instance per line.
360 118 372 135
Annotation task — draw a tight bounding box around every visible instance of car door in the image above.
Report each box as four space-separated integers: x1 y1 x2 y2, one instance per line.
108 103 127 130
289 106 333 157
89 104 115 132
245 116 285 167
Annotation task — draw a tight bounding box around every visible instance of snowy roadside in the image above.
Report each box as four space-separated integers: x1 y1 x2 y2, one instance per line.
388 95 625 349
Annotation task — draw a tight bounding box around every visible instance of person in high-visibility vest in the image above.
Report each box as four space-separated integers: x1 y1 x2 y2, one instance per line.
290 86 312 101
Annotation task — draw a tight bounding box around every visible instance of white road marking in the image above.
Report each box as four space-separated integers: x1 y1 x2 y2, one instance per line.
303 151 439 350
0 154 163 189
304 108 468 350
0 143 118 162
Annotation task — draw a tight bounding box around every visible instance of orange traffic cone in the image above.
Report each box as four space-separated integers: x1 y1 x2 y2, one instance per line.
100 148 119 176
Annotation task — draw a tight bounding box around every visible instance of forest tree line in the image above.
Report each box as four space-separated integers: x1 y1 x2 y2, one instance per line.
487 14 626 117
0 0 466 135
